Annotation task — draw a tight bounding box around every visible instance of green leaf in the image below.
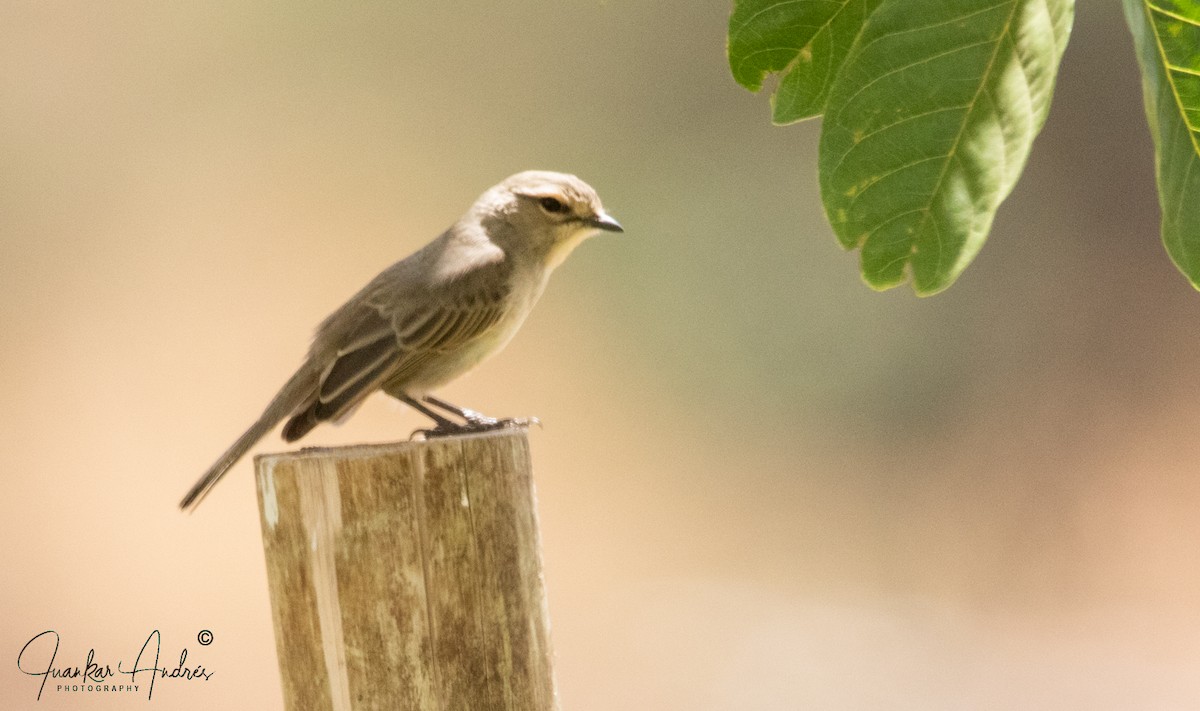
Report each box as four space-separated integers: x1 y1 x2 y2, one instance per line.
1123 0 1200 289
818 0 1074 294
728 0 881 124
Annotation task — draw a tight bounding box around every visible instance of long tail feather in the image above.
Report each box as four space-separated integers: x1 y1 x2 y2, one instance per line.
179 364 316 511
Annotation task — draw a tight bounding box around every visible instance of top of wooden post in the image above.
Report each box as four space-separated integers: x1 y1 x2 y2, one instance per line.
253 429 558 711
255 428 528 467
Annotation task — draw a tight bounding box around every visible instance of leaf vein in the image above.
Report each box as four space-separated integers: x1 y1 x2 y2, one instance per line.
858 208 926 248
1166 62 1200 79
1146 2 1200 28
1140 0 1200 161
852 0 1013 60
904 0 1024 278
846 154 952 210
732 0 829 35
831 38 997 129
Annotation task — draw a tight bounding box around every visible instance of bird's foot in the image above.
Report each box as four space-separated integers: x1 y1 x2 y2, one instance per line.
461 409 541 431
410 415 540 440
409 423 466 440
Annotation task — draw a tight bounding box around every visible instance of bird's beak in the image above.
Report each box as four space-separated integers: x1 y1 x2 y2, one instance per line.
586 212 624 233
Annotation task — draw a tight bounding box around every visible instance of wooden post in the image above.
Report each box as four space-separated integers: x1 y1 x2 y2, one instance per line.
254 431 558 711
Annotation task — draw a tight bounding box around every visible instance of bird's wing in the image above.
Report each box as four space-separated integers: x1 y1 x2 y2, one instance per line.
281 306 401 441
284 278 510 439
317 323 400 413
382 289 510 385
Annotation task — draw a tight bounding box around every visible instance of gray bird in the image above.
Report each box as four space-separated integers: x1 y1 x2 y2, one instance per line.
180 170 622 510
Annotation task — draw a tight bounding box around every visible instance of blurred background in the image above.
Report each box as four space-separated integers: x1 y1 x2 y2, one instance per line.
3 1 1199 709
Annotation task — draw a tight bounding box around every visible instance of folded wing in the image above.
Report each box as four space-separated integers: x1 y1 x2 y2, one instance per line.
281 286 508 442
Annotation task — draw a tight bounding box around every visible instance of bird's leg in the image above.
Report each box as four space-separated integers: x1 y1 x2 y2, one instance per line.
423 395 540 432
400 394 471 439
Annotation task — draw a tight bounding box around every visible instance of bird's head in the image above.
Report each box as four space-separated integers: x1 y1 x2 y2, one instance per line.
476 170 623 270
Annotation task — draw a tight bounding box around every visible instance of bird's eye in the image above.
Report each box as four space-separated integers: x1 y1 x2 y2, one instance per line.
538 196 568 214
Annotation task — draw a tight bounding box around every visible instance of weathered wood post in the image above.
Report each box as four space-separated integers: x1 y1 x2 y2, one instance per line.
254 430 557 711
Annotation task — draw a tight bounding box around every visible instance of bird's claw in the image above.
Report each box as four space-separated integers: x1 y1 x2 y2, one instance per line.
410 416 540 440
464 414 540 430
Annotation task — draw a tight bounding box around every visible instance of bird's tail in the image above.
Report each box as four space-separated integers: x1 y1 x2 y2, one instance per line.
179 364 318 511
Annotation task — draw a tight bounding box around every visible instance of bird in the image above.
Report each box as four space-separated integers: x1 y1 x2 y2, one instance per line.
179 170 622 510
